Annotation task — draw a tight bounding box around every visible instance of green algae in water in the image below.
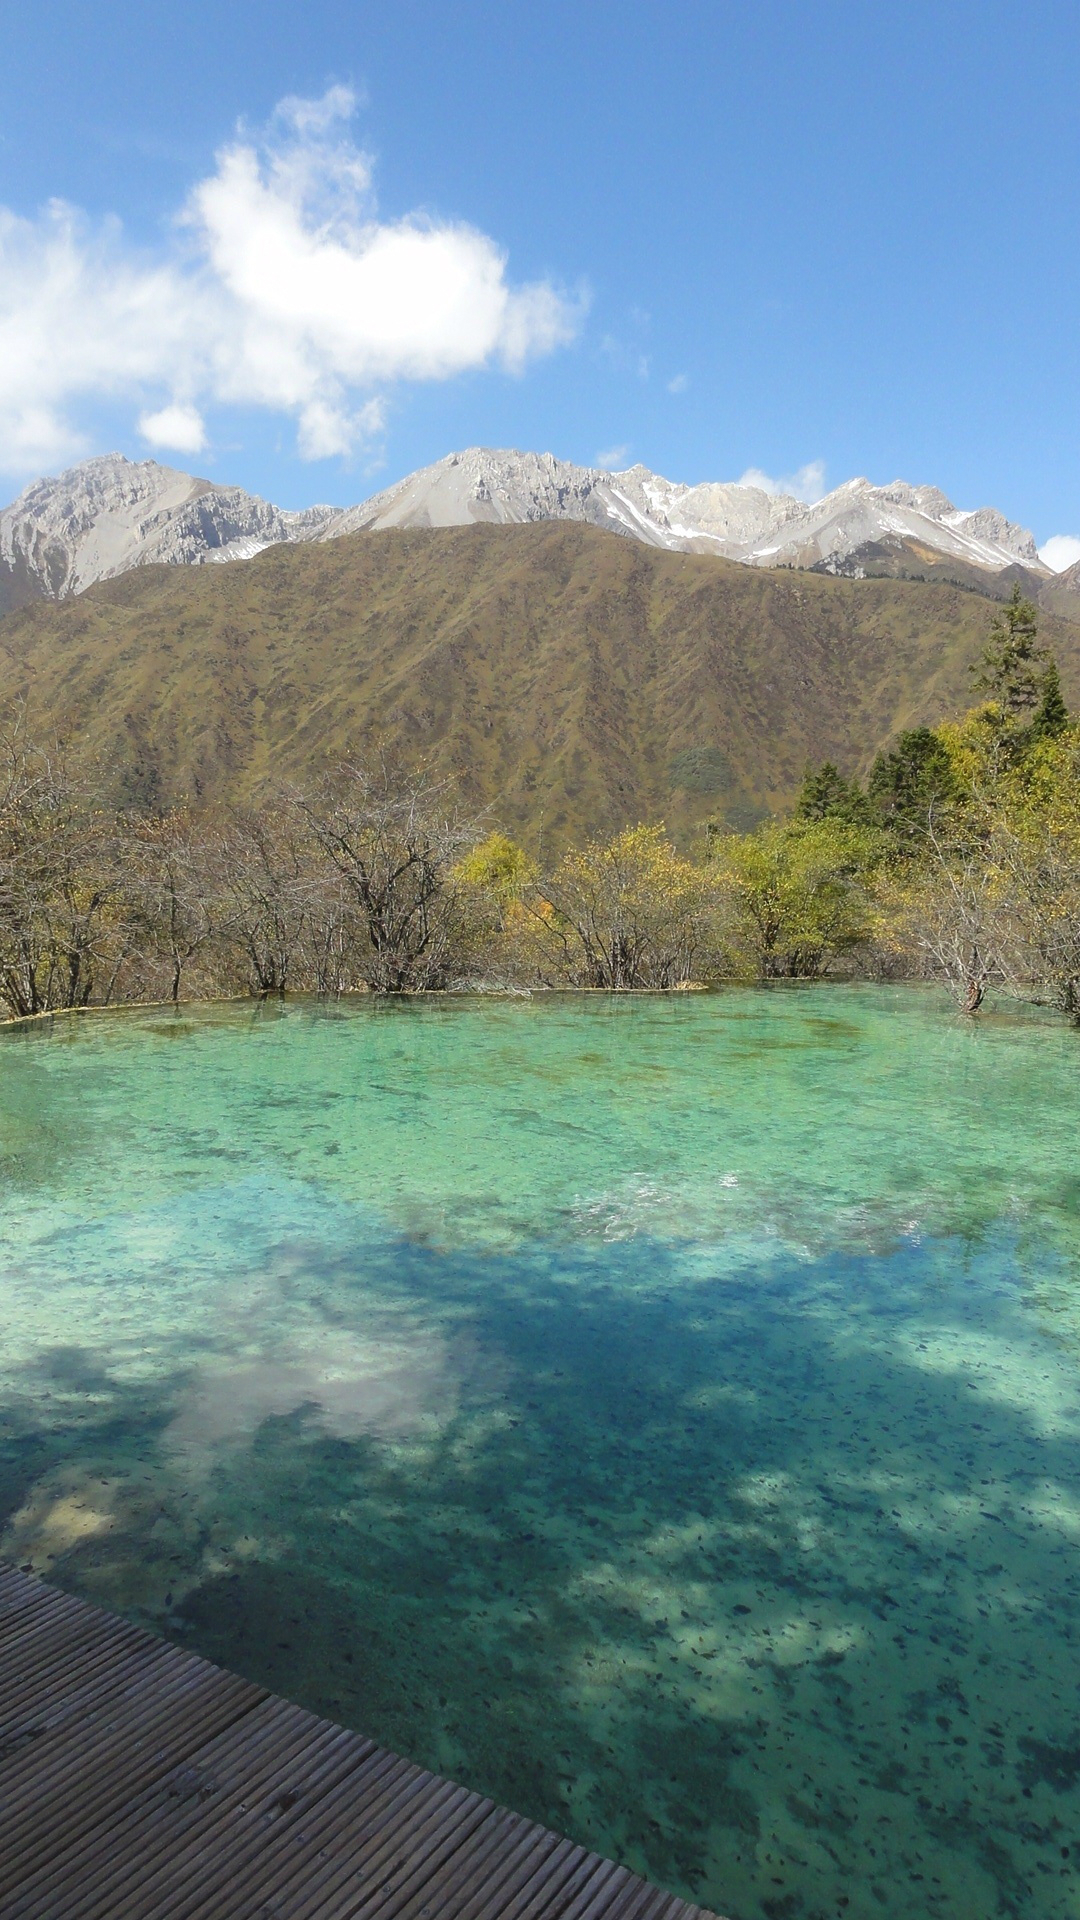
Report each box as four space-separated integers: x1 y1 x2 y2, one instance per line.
2 989 1080 1918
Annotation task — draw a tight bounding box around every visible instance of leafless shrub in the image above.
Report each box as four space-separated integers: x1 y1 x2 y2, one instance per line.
990 815 1080 1022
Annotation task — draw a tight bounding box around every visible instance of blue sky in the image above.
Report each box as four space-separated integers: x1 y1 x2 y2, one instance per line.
2 0 1079 555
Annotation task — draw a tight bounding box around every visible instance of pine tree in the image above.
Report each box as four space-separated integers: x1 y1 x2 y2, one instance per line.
795 761 867 824
868 727 957 848
1029 657 1069 740
972 582 1047 718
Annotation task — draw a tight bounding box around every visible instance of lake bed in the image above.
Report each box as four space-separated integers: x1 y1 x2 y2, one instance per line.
1 989 1078 1920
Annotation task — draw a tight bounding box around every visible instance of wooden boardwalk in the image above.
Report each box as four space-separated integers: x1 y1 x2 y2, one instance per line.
0 1565 724 1920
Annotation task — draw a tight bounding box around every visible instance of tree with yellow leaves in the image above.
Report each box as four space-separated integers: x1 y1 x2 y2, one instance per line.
989 728 1080 1020
711 816 879 980
540 824 719 988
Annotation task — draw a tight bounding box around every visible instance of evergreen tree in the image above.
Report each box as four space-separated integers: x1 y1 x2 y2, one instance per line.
1029 657 1069 741
972 582 1047 717
867 727 958 848
796 761 867 824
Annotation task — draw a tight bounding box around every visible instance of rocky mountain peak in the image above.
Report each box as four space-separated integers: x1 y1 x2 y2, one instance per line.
0 455 338 606
0 445 1050 613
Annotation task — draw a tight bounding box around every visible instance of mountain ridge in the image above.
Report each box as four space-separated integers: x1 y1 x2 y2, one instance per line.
3 519 1078 843
336 449 1044 577
0 447 1058 615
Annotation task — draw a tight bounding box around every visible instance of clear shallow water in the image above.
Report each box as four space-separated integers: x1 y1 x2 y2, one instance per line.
1 989 1080 1919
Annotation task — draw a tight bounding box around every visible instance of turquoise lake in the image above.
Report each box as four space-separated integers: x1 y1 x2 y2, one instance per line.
1 987 1079 1919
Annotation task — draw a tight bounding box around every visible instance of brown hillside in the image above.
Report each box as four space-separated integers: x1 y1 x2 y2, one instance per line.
3 522 1078 844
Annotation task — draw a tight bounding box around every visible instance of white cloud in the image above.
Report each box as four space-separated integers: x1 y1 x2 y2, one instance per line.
0 89 580 477
667 373 689 394
0 399 86 472
139 403 207 454
595 444 629 470
272 83 363 139
1039 534 1080 574
297 396 385 461
737 459 826 505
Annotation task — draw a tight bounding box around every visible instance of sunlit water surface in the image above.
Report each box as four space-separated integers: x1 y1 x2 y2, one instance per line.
2 989 1080 1920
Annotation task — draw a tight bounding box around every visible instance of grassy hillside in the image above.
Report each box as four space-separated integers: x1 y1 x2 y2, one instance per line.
3 521 1079 844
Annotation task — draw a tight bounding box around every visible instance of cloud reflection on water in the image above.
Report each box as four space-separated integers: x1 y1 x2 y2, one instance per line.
164 1319 505 1462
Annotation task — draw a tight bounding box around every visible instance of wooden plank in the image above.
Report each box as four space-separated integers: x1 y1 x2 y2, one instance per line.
458 1831 581 1920
306 1781 499 1920
115 1748 430 1920
0 1619 174 1736
379 1803 551 1920
0 1675 261 1893
3 1698 299 1916
491 1844 616 1920
0 1595 136 1675
0 1590 170 1734
90 1721 386 1920
596 1876 685 1920
0 1563 65 1626
0 1569 726 1920
213 1765 484 1920
0 1639 264 1898
6 1700 362 1919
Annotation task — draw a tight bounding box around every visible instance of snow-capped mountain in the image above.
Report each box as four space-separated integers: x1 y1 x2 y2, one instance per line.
0 454 337 609
332 448 1045 575
0 447 1048 612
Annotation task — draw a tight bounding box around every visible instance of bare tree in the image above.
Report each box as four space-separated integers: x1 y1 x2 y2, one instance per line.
298 760 480 992
303 886 357 995
219 806 322 996
0 712 131 1018
991 815 1080 1022
905 811 1006 1013
128 811 228 1004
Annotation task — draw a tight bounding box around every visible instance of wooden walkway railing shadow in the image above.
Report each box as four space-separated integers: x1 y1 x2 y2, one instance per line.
0 1565 726 1919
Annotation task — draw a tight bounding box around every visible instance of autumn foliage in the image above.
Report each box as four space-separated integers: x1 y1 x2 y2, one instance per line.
2 588 1078 1019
